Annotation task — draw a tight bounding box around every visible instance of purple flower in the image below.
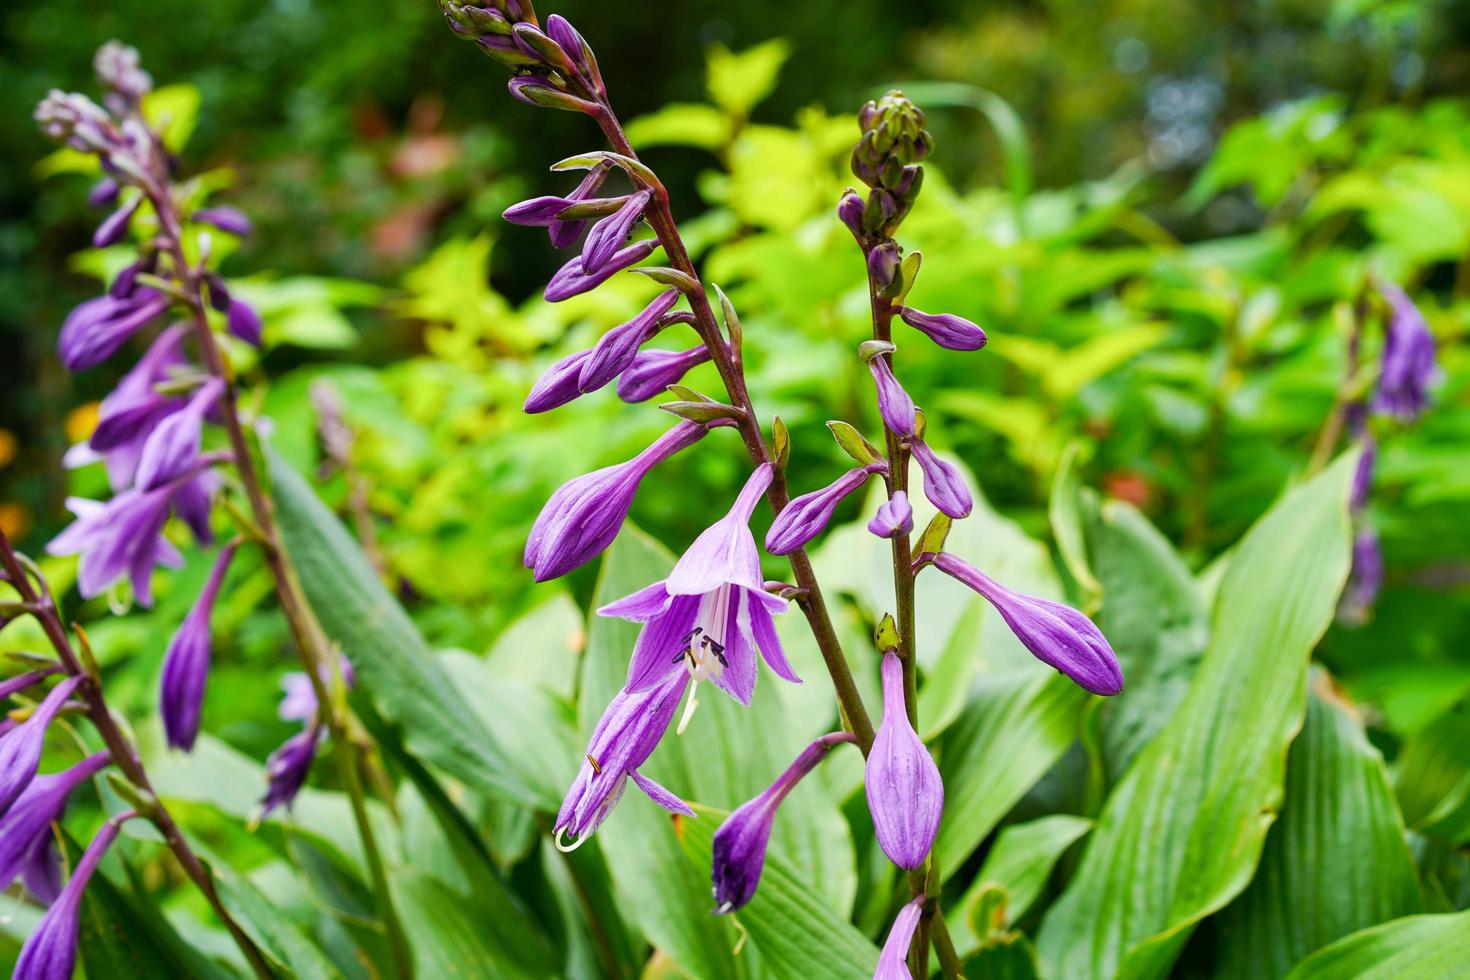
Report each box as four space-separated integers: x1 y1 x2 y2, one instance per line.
544 240 657 302
577 289 682 393
0 672 55 704
502 164 613 249
616 346 711 403
227 298 263 346
554 669 693 849
57 289 168 372
867 243 900 292
583 190 651 274
92 196 141 248
260 725 322 818
525 421 708 581
1373 282 1437 421
94 40 152 103
867 356 916 437
87 178 119 209
865 653 942 869
895 306 987 352
544 15 603 93
89 325 188 458
766 462 887 556
0 753 109 901
837 191 864 238
600 464 800 712
1339 526 1383 626
13 815 128 980
193 206 252 236
933 552 1122 695
525 349 594 414
1351 434 1375 512
0 678 81 816
910 438 972 519
868 491 913 539
711 731 854 912
134 377 223 491
278 656 356 724
159 543 236 751
874 898 924 980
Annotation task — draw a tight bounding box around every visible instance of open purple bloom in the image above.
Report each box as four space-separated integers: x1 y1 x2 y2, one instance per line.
134 377 223 491
1373 282 1437 421
525 349 594 414
92 196 141 248
57 289 168 372
896 306 987 352
583 190 651 274
766 462 887 556
525 421 707 581
1339 526 1383 626
13 815 128 980
0 678 81 817
617 346 712 403
600 463 800 710
160 542 236 751
711 731 854 912
874 898 924 980
578 288 681 392
89 325 188 459
555 668 693 850
867 356 916 437
260 725 322 818
910 437 973 519
869 491 913 539
0 753 109 902
193 206 252 236
934 552 1122 695
865 653 942 869
544 240 657 302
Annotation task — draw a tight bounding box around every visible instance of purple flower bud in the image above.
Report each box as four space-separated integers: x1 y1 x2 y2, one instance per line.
582 190 651 274
92 197 141 248
865 653 942 869
910 438 972 519
134 378 224 491
0 754 109 901
837 191 865 238
712 731 854 912
507 75 599 114
227 297 263 346
108 253 155 300
0 678 81 817
0 672 57 704
94 41 152 102
525 421 708 581
1351 434 1375 512
867 242 900 292
1339 526 1383 626
616 346 712 403
159 543 236 751
193 206 252 236
933 552 1122 695
555 668 692 849
57 290 169 372
503 195 592 227
551 164 612 249
896 306 988 352
868 491 913 539
545 15 604 94
278 656 355 724
89 326 187 465
578 288 680 392
866 356 916 437
544 240 657 302
1374 282 1438 422
874 899 924 980
260 725 322 817
766 463 886 556
87 178 120 209
525 349 594 414
13 815 128 980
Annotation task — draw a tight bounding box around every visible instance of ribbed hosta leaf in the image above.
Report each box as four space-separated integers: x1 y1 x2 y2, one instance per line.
1283 910 1470 979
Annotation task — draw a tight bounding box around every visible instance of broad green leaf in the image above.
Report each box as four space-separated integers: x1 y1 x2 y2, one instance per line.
680 804 880 979
960 932 1040 980
393 868 548 979
1282 910 1470 980
213 865 339 980
142 83 201 152
1213 677 1421 977
1036 453 1358 980
1394 700 1470 845
270 448 551 808
626 103 733 150
1048 443 1102 611
706 40 790 117
484 591 585 700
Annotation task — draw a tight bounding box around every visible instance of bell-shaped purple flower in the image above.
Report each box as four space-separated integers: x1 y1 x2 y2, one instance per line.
260 725 322 818
865 653 942 869
1373 282 1437 421
13 815 128 980
525 421 708 581
89 325 188 458
555 668 693 849
874 898 924 980
933 552 1122 695
0 753 109 901
578 288 681 392
92 196 141 248
600 464 800 710
583 190 651 275
868 491 913 539
0 677 81 816
544 240 657 302
895 306 988 352
867 356 916 437
159 543 236 751
711 731 854 912
193 206 252 236
134 377 223 491
617 346 712 403
910 437 972 519
766 462 887 556
57 289 168 372
1339 526 1383 626
525 349 594 414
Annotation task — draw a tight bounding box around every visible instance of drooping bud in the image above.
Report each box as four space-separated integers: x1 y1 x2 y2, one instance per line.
0 677 82 816
582 190 651 274
259 726 321 817
867 242 901 293
159 542 237 751
863 351 916 438
134 377 224 490
895 306 988 352
874 899 924 980
0 753 110 901
227 297 263 346
507 75 599 114
616 346 712 403
13 815 131 980
525 350 594 413
1339 526 1383 626
544 240 657 302
57 290 169 372
193 206 253 237
865 653 942 869
92 197 141 249
868 491 913 539
577 288 680 392
1373 281 1438 422
909 437 972 519
837 190 865 239
766 462 887 555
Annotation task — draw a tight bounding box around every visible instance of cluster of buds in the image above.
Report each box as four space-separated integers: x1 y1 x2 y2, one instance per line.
842 91 933 241
440 0 605 114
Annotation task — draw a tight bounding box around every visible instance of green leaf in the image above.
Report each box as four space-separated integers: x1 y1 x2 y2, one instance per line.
706 40 790 117
142 83 201 153
679 804 880 978
393 868 549 979
1394 700 1470 845
1035 453 1358 980
625 103 733 150
270 448 551 808
1282 911 1470 980
213 865 339 980
1048 443 1102 611
1213 676 1422 977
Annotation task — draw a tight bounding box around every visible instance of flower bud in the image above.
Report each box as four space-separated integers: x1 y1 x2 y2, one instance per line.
507 75 599 114
578 288 681 392
837 190 864 239
909 437 972 519
0 677 82 816
865 653 942 869
616 346 711 403
525 349 593 414
544 239 657 302
868 491 913 539
582 190 651 274
867 242 901 293
227 297 263 346
865 355 916 438
1374 281 1438 422
194 206 253 237
160 543 236 751
896 306 987 352
766 463 885 556
875 899 924 979
13 815 129 980
92 197 140 248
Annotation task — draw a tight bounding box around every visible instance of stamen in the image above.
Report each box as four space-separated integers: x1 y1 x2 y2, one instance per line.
586 754 602 775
